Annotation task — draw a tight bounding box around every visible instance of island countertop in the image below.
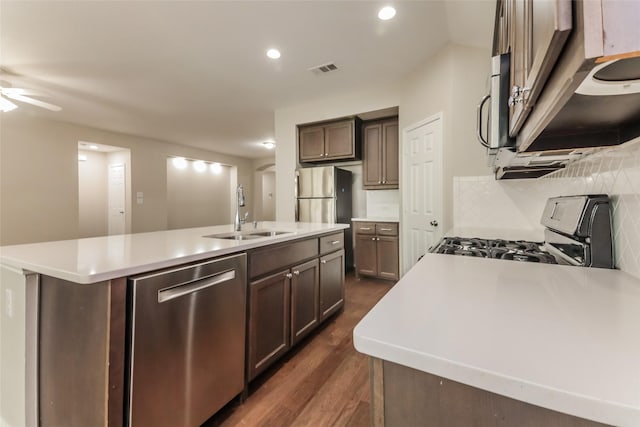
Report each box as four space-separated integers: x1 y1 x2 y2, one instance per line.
354 253 640 427
0 221 348 284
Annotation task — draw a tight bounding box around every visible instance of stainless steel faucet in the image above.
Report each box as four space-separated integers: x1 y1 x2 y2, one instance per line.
234 184 246 231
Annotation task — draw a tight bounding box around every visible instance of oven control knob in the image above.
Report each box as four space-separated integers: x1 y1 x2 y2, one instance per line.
430 220 439 227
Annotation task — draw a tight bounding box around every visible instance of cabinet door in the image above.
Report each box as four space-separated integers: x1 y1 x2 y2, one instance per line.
355 234 378 276
324 120 354 159
248 269 291 380
290 259 320 346
363 123 383 187
299 125 325 161
509 0 572 136
319 249 345 321
382 120 399 187
377 236 399 280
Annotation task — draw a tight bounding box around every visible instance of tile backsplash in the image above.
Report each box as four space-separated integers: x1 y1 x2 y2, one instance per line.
365 189 399 218
453 137 640 279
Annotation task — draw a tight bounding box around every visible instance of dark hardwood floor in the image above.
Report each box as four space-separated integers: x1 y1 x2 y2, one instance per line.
203 272 393 427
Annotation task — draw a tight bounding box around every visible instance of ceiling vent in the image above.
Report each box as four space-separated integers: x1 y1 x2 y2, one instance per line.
309 62 339 76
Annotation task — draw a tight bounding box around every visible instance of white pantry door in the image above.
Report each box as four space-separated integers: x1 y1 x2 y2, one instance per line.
401 114 443 275
108 163 126 235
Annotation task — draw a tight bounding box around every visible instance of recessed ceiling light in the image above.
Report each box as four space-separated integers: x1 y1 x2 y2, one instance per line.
378 6 396 20
89 144 99 150
266 48 281 59
263 141 275 149
78 154 88 162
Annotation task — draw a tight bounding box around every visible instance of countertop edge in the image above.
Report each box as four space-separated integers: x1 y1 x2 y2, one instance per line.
353 331 636 427
0 223 349 284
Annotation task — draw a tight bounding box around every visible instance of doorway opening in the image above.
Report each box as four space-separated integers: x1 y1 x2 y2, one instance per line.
77 141 131 237
255 162 276 221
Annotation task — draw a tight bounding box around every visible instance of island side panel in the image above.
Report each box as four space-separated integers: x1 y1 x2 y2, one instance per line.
0 266 39 427
39 276 125 427
376 359 609 426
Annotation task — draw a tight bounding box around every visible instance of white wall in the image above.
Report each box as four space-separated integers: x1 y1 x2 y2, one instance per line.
274 84 402 222
0 113 254 245
399 43 491 231
78 150 109 237
166 159 232 229
274 43 491 230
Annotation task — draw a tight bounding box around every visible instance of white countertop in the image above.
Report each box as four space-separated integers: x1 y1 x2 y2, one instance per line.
0 222 348 284
354 254 640 426
351 217 399 223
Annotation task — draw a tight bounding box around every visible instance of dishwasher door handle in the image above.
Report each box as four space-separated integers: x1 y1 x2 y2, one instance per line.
158 269 236 303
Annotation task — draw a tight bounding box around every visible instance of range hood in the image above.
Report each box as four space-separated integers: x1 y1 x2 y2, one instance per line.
493 147 598 180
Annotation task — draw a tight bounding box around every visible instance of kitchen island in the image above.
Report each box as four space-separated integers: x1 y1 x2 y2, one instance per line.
354 253 640 427
0 221 348 427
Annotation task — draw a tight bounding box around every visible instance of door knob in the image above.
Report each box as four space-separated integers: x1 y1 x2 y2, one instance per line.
430 220 439 227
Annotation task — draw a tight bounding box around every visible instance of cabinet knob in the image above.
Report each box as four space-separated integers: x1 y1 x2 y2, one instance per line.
371 237 376 241
285 273 293 279
321 260 327 264
293 270 300 276
430 220 439 227
378 180 382 184
324 153 328 156
382 180 386 184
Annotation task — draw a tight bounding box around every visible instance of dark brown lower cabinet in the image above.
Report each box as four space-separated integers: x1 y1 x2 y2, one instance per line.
354 222 399 281
247 234 345 382
376 237 399 280
369 358 608 427
248 269 290 381
319 249 345 321
290 259 320 346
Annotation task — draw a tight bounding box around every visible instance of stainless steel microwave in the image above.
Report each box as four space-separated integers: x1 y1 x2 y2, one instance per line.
476 53 513 153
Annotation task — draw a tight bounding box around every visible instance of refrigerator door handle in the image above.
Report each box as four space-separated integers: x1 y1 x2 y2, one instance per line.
294 171 300 222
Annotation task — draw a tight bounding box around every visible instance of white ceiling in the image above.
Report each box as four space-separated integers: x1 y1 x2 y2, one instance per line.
1 1 495 159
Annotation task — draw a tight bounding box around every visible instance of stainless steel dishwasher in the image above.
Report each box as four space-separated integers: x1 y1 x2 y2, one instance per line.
127 253 246 427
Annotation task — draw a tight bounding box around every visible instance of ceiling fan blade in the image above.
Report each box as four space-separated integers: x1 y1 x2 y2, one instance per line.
6 93 62 111
1 87 49 97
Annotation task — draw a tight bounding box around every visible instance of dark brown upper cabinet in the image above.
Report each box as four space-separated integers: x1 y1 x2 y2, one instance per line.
493 0 640 152
363 117 399 190
507 0 572 137
298 118 362 163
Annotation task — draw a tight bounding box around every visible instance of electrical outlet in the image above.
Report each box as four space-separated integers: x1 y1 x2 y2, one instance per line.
5 288 13 318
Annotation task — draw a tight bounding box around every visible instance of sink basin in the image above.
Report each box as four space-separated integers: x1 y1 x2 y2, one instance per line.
248 230 289 237
202 233 261 240
203 229 292 240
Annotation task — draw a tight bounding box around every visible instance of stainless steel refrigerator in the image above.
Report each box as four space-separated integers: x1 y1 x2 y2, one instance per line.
295 166 353 270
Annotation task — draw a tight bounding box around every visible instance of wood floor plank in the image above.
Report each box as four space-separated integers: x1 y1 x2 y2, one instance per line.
203 273 392 427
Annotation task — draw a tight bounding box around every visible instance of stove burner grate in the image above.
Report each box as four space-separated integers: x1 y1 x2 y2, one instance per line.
430 236 557 264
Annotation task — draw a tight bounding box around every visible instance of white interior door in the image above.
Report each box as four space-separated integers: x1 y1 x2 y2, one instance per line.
108 163 126 235
401 114 443 275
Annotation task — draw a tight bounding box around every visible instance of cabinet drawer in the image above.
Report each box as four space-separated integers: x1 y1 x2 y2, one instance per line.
376 223 398 236
249 238 319 278
354 222 376 235
319 232 344 255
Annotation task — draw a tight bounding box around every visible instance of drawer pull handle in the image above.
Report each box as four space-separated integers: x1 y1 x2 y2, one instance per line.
380 228 392 231
359 227 372 231
330 240 340 245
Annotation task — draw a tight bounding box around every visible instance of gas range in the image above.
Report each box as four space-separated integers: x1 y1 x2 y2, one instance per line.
429 195 614 268
431 237 557 263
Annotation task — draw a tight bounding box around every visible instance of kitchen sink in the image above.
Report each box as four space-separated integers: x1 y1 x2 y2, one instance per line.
203 229 292 240
249 230 290 237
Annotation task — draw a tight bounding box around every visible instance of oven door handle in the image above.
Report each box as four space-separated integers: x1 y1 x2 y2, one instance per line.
476 94 491 148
